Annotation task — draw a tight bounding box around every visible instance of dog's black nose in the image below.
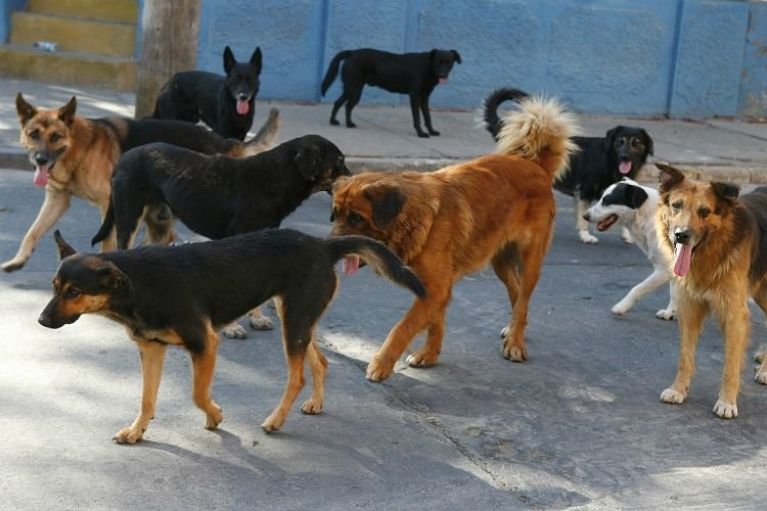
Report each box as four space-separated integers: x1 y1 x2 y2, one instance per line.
34 153 49 166
674 231 690 244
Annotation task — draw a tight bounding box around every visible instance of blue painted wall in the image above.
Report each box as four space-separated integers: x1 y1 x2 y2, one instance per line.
0 0 764 117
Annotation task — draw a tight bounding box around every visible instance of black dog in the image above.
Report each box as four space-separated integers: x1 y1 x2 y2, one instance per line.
321 48 461 138
152 46 262 140
39 229 425 443
91 134 350 338
483 87 654 243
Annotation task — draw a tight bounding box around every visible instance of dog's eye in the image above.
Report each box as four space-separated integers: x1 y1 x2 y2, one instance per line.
28 129 40 140
50 133 61 143
348 212 365 227
64 287 81 299
630 138 646 151
698 207 711 219
671 201 683 211
614 137 627 148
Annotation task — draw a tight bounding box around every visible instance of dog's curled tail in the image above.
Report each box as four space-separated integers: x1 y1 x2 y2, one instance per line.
242 107 280 156
482 87 530 140
326 235 426 299
320 50 352 96
91 201 115 247
495 96 579 180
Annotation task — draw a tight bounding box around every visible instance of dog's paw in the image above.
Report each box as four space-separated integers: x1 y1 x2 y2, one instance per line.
346 121 357 128
222 322 247 339
1 257 26 273
754 356 767 384
611 300 632 316
301 398 324 415
261 411 286 433
501 339 527 362
249 314 273 331
712 399 738 419
656 308 676 320
660 387 686 404
330 119 340 126
428 130 440 136
578 231 599 244
205 404 223 430
113 425 145 444
755 351 766 364
621 229 634 244
416 132 430 138
406 350 439 368
366 355 395 382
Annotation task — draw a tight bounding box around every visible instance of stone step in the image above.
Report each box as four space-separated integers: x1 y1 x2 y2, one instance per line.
10 11 136 58
0 44 136 91
28 0 138 23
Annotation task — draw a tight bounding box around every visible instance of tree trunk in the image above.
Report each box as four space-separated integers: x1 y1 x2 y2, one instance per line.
133 0 201 119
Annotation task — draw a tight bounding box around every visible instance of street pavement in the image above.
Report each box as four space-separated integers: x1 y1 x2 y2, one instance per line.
1 79 767 510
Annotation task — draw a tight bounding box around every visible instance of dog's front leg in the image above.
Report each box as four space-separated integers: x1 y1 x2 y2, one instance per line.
575 196 598 244
612 268 671 317
191 326 223 430
114 339 167 444
2 187 71 272
420 95 439 136
660 295 709 407
409 95 428 138
713 300 750 419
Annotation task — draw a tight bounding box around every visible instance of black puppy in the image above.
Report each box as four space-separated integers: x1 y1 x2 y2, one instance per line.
321 48 461 138
483 87 654 243
152 46 262 140
39 229 425 443
91 134 350 337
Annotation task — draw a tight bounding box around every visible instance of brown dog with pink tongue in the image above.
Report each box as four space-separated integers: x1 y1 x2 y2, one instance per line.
655 162 767 419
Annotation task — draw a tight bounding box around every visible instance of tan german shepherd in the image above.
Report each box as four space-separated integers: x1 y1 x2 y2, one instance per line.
656 163 767 418
2 94 279 272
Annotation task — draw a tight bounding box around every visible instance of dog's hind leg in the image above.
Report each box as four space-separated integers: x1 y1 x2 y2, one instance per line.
2 188 70 272
343 87 362 128
190 323 224 430
661 296 709 407
751 286 767 384
114 338 167 444
329 92 347 126
576 195 598 244
409 95 427 138
493 245 522 340
301 336 328 415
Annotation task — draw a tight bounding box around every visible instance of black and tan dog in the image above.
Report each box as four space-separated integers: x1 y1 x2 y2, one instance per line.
152 46 263 141
91 134 350 337
321 48 461 137
656 163 767 418
39 229 425 443
483 87 654 243
3 94 279 273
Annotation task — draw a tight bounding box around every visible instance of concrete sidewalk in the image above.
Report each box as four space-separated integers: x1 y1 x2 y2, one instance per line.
1 77 767 182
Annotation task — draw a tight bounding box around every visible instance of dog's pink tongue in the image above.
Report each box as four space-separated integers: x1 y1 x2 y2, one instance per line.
33 165 49 187
673 243 692 277
438 77 448 85
343 255 360 276
619 161 632 175
236 99 250 115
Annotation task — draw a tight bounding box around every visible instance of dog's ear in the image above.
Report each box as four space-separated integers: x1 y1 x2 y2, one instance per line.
294 144 322 180
58 96 77 126
656 162 685 193
451 49 462 64
364 185 404 229
711 182 740 203
605 126 622 147
53 230 77 260
250 47 262 71
223 46 236 74
15 93 37 125
96 264 132 293
625 185 649 209
429 49 438 61
640 129 654 155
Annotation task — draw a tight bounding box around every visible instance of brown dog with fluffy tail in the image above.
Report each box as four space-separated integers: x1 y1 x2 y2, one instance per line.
331 97 578 382
656 163 767 418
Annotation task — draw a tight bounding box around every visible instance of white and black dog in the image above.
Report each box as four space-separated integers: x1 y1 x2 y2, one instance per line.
583 179 676 320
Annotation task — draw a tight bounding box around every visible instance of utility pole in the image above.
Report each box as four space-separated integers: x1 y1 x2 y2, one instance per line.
133 0 201 118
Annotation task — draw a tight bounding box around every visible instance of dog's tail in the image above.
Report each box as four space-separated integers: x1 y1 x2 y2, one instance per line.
326 235 426 299
241 107 280 157
482 88 530 140
495 96 579 180
91 200 115 247
320 50 352 96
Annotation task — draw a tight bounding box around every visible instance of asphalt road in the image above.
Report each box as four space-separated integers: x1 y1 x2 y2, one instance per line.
1 168 766 510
